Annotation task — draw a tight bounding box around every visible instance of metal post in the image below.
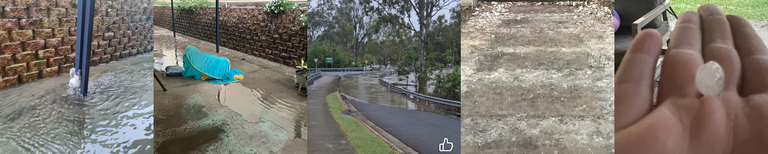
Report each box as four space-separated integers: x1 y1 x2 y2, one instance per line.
75 0 96 96
215 0 220 53
171 0 175 38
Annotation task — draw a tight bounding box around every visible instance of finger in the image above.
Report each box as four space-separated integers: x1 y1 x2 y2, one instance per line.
726 15 768 96
699 4 741 92
657 11 703 104
615 29 663 130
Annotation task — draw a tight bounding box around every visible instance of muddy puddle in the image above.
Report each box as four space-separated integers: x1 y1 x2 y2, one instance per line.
0 53 154 153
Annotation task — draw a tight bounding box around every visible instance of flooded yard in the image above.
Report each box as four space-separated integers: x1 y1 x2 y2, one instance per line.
0 53 154 153
153 27 307 153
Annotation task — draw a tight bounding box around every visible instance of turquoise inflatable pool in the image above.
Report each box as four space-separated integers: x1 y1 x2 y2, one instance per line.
182 45 244 84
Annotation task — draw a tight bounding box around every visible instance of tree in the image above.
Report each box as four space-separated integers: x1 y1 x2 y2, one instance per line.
372 0 457 93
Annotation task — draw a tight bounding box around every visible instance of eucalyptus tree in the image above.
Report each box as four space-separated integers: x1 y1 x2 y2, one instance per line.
371 0 457 93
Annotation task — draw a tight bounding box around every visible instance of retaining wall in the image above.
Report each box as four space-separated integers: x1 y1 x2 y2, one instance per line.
153 6 307 66
0 0 155 89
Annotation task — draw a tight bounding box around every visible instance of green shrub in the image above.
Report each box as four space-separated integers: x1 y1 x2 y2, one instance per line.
265 0 298 13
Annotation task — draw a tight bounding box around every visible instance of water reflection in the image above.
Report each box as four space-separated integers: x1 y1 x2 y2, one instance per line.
337 72 418 110
0 54 154 153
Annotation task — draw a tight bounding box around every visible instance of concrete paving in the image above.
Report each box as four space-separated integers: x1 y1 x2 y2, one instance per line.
461 2 614 153
307 75 356 154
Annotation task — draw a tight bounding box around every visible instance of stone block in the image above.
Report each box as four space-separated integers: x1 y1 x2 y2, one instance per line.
64 53 74 64
109 39 118 47
53 28 68 38
28 60 46 72
1 42 22 55
36 49 55 59
92 49 103 57
24 40 44 51
120 51 128 58
89 57 98 66
41 18 59 29
40 67 57 78
11 30 33 42
1 76 19 89
14 51 35 63
20 71 38 83
19 19 40 30
62 36 75 46
4 7 28 19
0 55 12 67
34 29 52 40
47 56 63 67
0 32 8 44
100 55 110 63
57 0 72 8
68 28 76 36
110 53 118 61
39 0 56 8
0 19 20 31
98 41 108 49
60 18 76 28
66 8 77 18
58 63 73 74
104 32 114 40
4 63 27 77
45 38 61 48
56 46 71 56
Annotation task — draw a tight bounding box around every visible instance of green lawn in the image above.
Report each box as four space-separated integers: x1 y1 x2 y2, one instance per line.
326 92 398 154
671 0 768 21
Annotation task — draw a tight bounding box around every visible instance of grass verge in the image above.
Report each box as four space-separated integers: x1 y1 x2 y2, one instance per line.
671 0 768 21
325 92 397 154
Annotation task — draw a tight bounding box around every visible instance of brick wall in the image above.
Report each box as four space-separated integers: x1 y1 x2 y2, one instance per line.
0 0 154 90
153 6 307 67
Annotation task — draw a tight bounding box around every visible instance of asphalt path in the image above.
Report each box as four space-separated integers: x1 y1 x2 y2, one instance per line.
347 98 461 154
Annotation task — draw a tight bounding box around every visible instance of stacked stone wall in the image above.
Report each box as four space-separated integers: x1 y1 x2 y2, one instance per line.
154 6 307 66
0 0 154 89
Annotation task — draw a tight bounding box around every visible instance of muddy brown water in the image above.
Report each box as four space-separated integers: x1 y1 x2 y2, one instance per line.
0 53 154 153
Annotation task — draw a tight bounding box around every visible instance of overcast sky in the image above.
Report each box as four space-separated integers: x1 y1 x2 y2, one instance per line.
308 0 459 32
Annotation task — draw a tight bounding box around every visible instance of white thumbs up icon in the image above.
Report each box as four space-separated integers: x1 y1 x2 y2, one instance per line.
439 138 453 152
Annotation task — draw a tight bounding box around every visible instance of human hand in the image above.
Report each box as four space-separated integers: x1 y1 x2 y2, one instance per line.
615 4 768 154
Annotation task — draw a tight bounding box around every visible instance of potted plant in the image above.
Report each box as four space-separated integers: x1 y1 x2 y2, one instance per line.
295 58 308 90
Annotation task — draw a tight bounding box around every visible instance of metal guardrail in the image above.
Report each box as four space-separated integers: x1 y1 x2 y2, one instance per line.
377 71 461 107
307 69 322 86
309 67 366 72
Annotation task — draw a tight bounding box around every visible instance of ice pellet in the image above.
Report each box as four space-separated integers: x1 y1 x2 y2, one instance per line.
696 61 724 96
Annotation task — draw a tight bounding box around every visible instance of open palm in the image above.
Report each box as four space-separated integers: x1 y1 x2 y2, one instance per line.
615 4 768 154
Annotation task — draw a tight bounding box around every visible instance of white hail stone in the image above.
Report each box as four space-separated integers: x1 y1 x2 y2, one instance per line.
696 61 725 96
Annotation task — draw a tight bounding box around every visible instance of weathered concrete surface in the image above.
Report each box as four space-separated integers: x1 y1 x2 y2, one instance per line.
461 2 614 153
153 27 307 154
307 75 356 154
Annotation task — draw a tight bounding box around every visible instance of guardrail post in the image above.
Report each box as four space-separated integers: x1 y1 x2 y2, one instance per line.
75 0 96 96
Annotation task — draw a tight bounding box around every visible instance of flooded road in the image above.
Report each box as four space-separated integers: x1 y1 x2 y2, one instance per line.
0 53 154 153
153 26 307 153
337 72 418 110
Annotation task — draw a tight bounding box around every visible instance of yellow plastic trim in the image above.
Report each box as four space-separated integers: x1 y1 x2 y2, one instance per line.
201 74 209 81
